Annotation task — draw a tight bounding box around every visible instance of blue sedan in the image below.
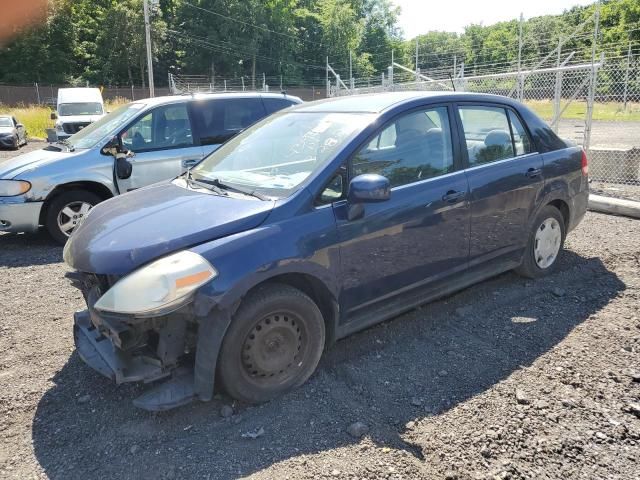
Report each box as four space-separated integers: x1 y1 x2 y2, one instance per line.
64 92 589 410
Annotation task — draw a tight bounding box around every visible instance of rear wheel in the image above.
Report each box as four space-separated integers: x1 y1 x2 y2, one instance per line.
515 205 565 278
217 283 325 403
45 190 101 245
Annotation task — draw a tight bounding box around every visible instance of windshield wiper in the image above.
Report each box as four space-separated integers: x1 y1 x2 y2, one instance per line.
184 170 228 196
56 138 75 152
208 178 268 201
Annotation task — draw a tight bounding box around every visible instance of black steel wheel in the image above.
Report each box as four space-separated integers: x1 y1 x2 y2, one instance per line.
217 283 325 403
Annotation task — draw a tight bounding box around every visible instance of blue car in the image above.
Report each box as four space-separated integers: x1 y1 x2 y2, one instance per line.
64 92 589 410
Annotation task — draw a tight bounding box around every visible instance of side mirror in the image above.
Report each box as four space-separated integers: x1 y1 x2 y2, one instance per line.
348 174 390 204
346 174 390 221
15 123 23 128
116 156 133 180
50 111 57 120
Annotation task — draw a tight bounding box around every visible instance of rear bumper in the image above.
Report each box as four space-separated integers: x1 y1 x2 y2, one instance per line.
0 200 43 233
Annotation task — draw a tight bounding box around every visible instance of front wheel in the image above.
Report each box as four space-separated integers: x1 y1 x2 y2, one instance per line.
217 283 325 404
45 190 102 245
515 205 566 279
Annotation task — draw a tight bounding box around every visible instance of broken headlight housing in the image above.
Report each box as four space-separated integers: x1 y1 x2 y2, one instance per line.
94 250 217 316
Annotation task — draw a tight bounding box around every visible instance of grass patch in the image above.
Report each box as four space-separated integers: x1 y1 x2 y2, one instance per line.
526 100 640 122
0 98 130 140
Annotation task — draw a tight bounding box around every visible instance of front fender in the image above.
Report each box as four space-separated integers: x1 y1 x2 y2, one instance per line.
188 204 341 400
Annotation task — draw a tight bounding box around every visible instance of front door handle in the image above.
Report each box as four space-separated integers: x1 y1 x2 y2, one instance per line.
525 167 542 178
182 158 199 168
442 190 465 203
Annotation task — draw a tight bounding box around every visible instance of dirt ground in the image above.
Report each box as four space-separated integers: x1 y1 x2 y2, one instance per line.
0 148 639 480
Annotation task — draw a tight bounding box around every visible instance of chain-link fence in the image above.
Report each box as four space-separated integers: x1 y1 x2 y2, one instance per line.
329 58 640 203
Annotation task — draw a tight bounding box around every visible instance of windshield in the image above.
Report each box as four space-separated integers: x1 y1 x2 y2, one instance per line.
59 102 103 116
192 111 374 198
0 117 12 127
66 102 146 149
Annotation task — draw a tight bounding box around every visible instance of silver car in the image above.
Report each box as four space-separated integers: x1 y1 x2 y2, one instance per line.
0 92 301 243
0 115 28 150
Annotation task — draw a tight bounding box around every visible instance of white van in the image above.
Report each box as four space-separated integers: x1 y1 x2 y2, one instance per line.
52 88 106 140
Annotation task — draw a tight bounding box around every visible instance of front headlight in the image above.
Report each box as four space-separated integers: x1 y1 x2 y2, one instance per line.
0 180 31 197
94 251 217 315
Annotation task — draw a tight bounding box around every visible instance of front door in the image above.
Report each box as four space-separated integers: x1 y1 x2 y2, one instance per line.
334 105 470 316
117 102 204 192
456 104 545 267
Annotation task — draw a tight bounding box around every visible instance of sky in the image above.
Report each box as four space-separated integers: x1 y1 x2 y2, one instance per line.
392 0 597 38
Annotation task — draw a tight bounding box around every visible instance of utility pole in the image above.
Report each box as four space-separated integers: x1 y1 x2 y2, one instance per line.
143 0 155 97
349 51 354 90
415 38 419 81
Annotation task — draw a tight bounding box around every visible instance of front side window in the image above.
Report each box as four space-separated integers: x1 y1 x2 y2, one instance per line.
458 105 532 166
121 103 193 152
191 112 374 199
191 98 266 146
58 102 103 116
352 106 454 188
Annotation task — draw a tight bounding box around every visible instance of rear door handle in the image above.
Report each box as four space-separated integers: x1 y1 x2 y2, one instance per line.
442 190 465 203
182 158 200 168
525 167 542 178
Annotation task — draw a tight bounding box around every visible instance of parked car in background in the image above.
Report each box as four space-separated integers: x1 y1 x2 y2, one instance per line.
0 92 302 243
52 87 106 140
64 91 589 411
0 115 28 149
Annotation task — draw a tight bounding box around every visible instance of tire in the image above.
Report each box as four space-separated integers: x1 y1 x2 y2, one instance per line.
217 283 325 404
515 205 566 279
45 190 102 245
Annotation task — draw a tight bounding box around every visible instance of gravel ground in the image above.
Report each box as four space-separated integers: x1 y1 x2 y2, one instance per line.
0 140 44 161
1 142 639 480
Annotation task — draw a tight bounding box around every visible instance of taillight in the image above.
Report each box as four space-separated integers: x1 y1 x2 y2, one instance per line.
581 150 588 176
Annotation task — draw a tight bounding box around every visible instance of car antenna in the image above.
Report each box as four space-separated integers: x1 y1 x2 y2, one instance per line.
448 73 456 92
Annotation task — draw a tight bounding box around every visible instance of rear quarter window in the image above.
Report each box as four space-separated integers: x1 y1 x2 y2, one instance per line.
263 97 298 114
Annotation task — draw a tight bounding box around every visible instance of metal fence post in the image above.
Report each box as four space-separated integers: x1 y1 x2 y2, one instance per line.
552 37 563 133
623 41 632 111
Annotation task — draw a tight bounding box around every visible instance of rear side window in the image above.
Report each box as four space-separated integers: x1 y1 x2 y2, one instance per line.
458 105 532 166
263 97 297 114
508 110 532 155
191 98 266 145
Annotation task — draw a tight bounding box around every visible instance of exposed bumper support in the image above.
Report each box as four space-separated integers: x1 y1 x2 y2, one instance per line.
74 310 198 410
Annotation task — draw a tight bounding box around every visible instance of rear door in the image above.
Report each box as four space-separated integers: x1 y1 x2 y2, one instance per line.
190 97 267 157
117 102 203 192
456 103 543 267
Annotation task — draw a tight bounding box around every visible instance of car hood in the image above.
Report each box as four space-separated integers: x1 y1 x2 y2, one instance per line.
65 181 275 275
0 126 15 134
58 114 104 124
0 147 80 179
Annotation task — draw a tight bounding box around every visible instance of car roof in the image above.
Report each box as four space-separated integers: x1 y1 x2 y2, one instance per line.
291 91 521 113
133 91 302 108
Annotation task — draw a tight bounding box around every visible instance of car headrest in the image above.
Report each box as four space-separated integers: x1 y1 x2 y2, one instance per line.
484 129 511 147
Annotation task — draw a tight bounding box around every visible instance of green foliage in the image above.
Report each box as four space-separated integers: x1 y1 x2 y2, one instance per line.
0 0 638 87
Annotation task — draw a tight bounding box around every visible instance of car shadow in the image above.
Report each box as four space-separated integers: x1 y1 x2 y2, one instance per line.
31 251 624 479
0 231 62 267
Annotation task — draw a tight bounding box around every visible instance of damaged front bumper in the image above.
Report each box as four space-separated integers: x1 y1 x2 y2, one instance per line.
69 271 229 411
73 309 198 411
